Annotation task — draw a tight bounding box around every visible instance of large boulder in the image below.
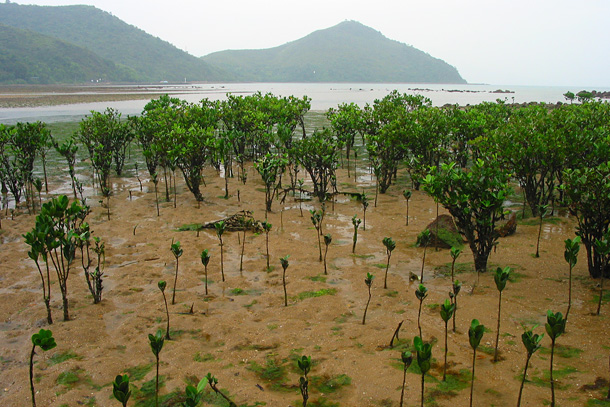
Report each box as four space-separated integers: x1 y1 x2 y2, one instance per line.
424 215 464 249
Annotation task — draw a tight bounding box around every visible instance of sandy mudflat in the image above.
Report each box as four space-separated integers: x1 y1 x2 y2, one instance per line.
0 163 608 407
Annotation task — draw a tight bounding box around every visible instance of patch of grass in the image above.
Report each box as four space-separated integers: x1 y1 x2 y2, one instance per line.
426 303 440 311
587 397 610 407
176 223 203 232
539 345 583 359
267 324 279 330
247 357 291 392
230 288 246 296
384 290 399 298
243 300 258 308
426 369 470 400
508 271 527 283
47 350 81 366
373 263 388 269
194 352 216 363
294 288 337 301
308 275 327 283
310 374 351 393
351 254 374 259
525 366 579 389
435 262 474 277
57 370 82 387
307 398 340 407
125 363 153 381
591 291 610 304
478 345 495 356
334 313 352 323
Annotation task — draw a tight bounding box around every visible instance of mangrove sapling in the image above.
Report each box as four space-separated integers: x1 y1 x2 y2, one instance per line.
323 233 332 275
215 221 226 282
517 326 544 407
33 178 42 213
23 230 53 324
29 329 56 407
158 281 171 340
414 336 432 407
403 190 412 226
564 236 581 325
399 351 413 407
205 373 237 407
468 319 485 407
297 178 305 217
594 232 610 315
152 172 160 217
170 240 183 305
201 249 211 296
362 272 374 325
280 255 289 307
546 311 566 407
182 377 207 407
351 215 362 254
535 204 549 258
262 221 272 270
493 266 511 362
450 280 462 333
417 230 432 281
135 162 143 192
89 236 105 304
298 355 312 407
112 374 131 407
382 237 396 289
361 192 369 230
310 209 323 261
450 246 462 283
149 330 165 407
415 284 428 339
440 298 455 381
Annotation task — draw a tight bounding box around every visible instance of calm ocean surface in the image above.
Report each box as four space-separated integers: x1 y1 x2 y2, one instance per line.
1 82 608 124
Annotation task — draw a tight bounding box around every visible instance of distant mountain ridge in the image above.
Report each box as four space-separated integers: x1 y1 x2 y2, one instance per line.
202 21 466 84
0 3 227 83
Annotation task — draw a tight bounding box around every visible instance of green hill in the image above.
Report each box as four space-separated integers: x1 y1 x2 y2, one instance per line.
0 3 226 83
0 23 138 84
201 21 466 83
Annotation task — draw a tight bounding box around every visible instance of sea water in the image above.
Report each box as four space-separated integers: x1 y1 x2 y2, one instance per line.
0 82 608 124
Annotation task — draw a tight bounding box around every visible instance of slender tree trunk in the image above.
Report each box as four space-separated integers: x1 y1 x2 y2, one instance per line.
265 231 270 270
384 254 391 289
283 269 288 307
443 321 449 381
362 288 371 325
204 265 208 296
240 228 246 273
420 246 428 281
536 214 543 257
220 240 225 282
566 264 573 326
417 300 423 339
30 344 36 407
399 363 407 407
452 297 458 333
469 349 477 407
323 245 329 275
171 258 179 305
155 355 159 407
597 273 605 315
162 292 171 340
420 372 425 407
154 181 160 217
550 338 556 406
517 354 532 407
494 291 502 362
317 231 322 262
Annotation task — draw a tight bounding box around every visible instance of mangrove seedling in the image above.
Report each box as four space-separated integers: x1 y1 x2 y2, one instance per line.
546 310 566 407
493 266 511 362
280 255 289 307
23 230 53 324
399 351 413 407
352 214 362 254
362 192 369 230
440 298 455 381
158 281 171 340
450 246 462 283
262 221 272 270
205 373 237 407
362 272 374 325
215 221 226 282
564 236 581 325
415 284 428 339
149 330 165 407
451 280 462 333
517 326 544 407
112 374 131 407
417 229 432 281
468 319 485 407
298 355 312 407
323 233 332 275
201 249 211 296
182 377 207 407
30 329 56 407
170 240 183 305
414 336 432 407
403 189 412 226
382 237 396 289
310 209 323 261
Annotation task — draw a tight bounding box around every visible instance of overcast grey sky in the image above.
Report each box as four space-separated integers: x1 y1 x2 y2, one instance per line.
18 0 610 87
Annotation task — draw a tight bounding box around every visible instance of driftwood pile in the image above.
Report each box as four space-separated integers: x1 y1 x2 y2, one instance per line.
201 210 265 232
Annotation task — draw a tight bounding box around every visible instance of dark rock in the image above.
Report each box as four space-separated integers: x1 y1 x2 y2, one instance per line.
495 211 517 237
